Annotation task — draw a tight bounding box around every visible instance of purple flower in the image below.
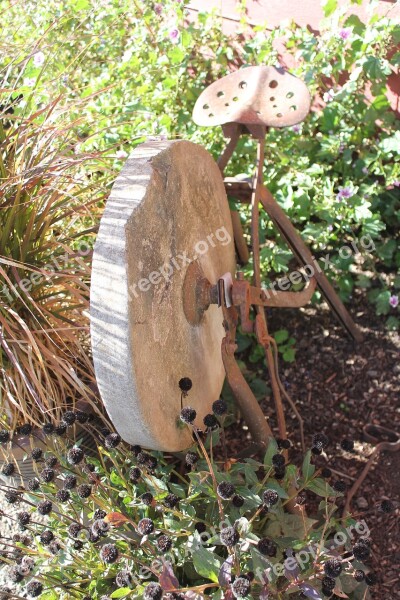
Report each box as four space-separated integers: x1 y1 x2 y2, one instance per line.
169 28 179 43
116 150 128 159
338 142 345 153
362 166 369 175
338 28 352 40
154 3 162 14
389 295 399 308
292 124 301 133
33 51 45 67
328 225 333 231
23 77 36 87
393 180 400 187
336 186 353 201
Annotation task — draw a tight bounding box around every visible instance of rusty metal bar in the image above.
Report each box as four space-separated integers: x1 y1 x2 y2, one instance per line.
259 185 364 343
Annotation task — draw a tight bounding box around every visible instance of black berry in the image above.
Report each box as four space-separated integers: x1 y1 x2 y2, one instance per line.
185 451 198 466
231 576 251 598
263 489 279 507
232 494 244 508
212 399 227 415
341 439 354 452
354 569 365 582
67 447 84 465
56 489 70 503
324 559 342 578
0 430 10 444
31 448 43 461
27 478 40 492
272 454 285 468
164 493 179 508
157 534 172 553
257 537 277 557
64 474 77 489
100 543 119 564
380 499 394 513
217 481 235 500
352 541 370 561
180 407 196 424
37 500 52 515
105 433 121 448
333 480 346 493
129 467 141 482
63 411 76 425
141 492 153 506
220 526 239 547
77 484 91 498
203 413 219 429
144 582 163 600
179 377 192 392
138 518 154 535
40 530 54 545
2 463 15 476
40 468 55 483
116 570 132 588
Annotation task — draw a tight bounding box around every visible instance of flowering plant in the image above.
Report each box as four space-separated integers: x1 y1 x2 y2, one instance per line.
0 404 394 599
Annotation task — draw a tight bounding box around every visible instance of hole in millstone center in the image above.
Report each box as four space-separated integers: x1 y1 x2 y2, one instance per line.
217 91 224 97
239 81 247 89
286 91 294 98
290 105 297 111
203 104 209 109
269 80 278 88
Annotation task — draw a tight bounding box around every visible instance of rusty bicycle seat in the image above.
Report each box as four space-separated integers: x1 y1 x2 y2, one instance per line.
193 65 311 128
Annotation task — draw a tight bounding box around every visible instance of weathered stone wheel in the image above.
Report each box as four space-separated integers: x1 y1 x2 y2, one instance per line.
90 140 235 451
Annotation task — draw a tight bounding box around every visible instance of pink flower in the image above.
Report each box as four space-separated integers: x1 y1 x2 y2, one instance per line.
389 295 399 308
116 150 128 159
154 3 162 14
362 166 369 175
338 28 352 40
33 51 45 67
169 28 179 43
292 124 301 133
393 180 400 187
23 77 36 87
336 186 353 201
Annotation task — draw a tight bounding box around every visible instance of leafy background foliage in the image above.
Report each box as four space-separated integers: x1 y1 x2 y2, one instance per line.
0 0 399 424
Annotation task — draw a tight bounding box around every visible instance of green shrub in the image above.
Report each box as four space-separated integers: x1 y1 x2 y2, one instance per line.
2 0 399 333
0 408 389 599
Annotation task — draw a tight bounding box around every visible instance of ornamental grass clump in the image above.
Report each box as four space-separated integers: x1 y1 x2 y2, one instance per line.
0 64 115 429
0 411 394 599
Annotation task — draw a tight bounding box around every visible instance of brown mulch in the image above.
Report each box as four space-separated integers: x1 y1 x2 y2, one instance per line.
223 289 399 599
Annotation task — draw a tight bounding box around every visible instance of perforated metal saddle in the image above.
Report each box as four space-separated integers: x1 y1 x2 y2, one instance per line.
192 65 311 128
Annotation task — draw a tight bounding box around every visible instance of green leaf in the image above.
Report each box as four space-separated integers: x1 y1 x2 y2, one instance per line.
274 329 289 344
192 544 223 582
323 0 338 17
386 316 399 331
110 589 131 599
264 438 278 467
305 477 338 497
302 450 315 481
282 348 296 362
375 290 391 315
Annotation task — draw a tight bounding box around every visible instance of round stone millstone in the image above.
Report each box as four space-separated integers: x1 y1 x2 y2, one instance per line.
90 140 236 451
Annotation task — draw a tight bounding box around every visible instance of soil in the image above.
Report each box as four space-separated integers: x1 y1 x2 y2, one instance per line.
223 288 399 600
